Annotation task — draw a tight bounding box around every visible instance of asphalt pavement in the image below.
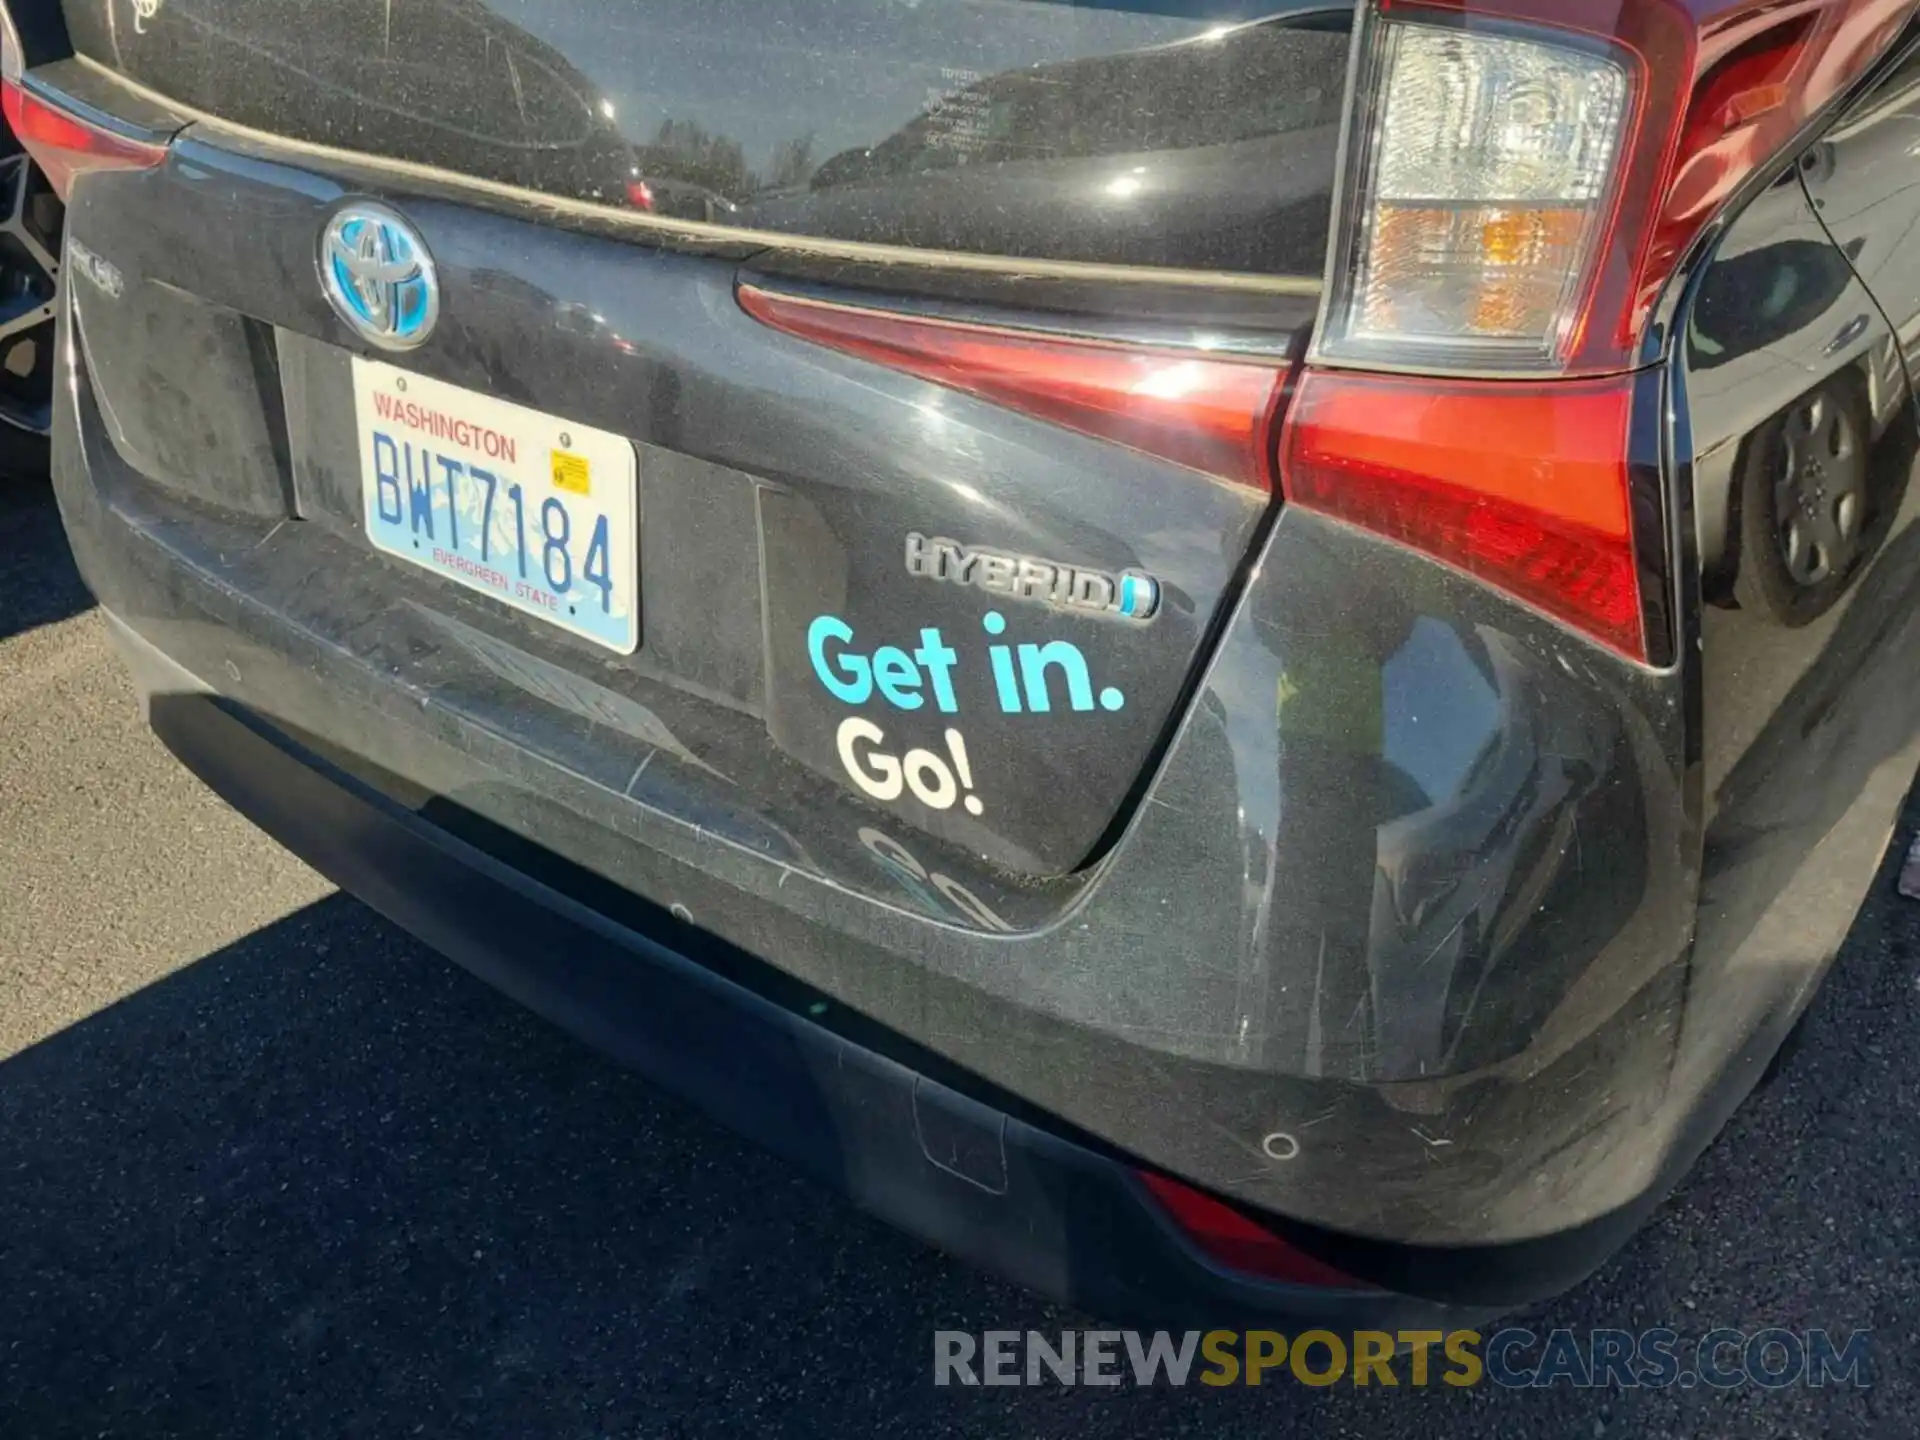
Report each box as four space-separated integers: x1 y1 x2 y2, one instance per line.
1 478 1916 1438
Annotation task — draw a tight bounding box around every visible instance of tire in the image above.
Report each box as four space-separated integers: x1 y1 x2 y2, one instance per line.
0 421 47 482
1732 378 1873 627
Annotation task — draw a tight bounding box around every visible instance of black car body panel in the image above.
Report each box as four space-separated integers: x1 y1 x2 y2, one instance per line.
40 1 1920 1316
67 132 1280 881
1680 40 1920 1154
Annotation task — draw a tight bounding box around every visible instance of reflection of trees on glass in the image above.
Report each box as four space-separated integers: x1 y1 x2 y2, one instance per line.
631 16 1346 211
103 0 653 206
631 123 816 215
765 134 818 192
612 12 1350 272
809 16 1349 192
643 119 752 200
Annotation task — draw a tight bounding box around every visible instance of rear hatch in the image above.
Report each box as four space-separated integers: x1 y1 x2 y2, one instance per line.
52 0 1350 899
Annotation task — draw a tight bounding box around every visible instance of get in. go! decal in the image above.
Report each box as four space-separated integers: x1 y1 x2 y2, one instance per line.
806 609 1128 817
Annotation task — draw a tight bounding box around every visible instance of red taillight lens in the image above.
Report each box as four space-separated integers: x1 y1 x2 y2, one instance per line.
0 84 167 200
0 8 168 203
738 285 1284 490
1136 1171 1376 1290
1281 369 1645 660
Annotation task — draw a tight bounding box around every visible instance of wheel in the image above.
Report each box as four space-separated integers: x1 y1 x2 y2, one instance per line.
1733 380 1872 627
0 131 61 481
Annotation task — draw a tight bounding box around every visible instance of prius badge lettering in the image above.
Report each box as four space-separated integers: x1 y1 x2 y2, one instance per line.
904 533 1160 622
320 203 439 351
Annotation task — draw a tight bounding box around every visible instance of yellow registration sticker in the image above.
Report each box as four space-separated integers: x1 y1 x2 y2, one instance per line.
550 450 591 496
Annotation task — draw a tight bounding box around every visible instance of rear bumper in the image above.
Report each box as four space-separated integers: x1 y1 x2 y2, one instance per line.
108 613 1472 1331
48 122 1742 1317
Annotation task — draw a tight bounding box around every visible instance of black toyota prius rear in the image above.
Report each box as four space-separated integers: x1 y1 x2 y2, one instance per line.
33 0 1920 1326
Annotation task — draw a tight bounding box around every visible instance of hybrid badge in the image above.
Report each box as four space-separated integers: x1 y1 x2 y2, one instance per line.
904 533 1161 621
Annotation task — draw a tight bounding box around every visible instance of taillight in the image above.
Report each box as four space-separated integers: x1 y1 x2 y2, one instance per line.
737 286 1285 490
1136 1171 1377 1290
1290 0 1910 664
0 11 167 200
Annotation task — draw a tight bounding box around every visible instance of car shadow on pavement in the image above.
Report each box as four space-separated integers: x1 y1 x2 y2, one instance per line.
0 829 1914 1437
0 479 93 643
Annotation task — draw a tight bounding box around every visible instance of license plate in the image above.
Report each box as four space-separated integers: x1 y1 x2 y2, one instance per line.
352 357 640 655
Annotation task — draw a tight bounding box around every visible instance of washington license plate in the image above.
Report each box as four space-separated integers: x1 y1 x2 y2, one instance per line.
352 357 639 655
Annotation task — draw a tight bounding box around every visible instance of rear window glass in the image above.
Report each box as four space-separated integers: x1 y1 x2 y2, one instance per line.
60 0 1352 276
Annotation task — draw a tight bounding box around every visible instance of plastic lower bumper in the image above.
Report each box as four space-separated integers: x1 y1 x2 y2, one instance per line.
108 612 1479 1331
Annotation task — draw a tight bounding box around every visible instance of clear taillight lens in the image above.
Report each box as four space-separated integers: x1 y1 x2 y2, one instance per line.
1320 17 1632 371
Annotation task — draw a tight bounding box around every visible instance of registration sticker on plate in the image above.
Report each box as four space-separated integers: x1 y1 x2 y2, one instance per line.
352 357 640 655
